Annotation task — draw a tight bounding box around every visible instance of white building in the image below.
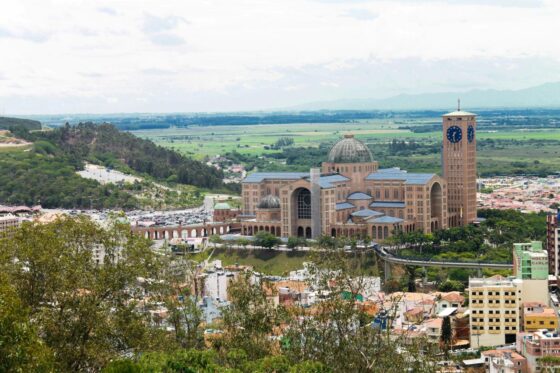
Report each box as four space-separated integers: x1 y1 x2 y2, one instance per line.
469 275 549 348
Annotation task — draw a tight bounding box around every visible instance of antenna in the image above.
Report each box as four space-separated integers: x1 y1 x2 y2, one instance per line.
457 98 461 111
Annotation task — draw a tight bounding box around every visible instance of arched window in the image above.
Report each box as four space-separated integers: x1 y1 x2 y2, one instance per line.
384 226 389 238
297 189 312 219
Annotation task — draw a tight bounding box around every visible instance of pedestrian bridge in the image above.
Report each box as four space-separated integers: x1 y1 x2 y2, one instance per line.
375 246 512 270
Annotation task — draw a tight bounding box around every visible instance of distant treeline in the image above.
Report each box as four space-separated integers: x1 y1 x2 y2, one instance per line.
115 112 380 130
0 116 41 131
36 108 560 132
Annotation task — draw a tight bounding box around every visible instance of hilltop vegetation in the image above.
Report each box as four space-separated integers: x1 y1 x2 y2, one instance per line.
0 122 231 209
35 122 225 189
0 116 41 131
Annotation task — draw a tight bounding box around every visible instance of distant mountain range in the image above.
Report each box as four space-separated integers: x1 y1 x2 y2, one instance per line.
291 82 560 111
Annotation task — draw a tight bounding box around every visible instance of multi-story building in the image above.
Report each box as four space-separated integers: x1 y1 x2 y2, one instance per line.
469 274 550 348
547 211 560 278
469 276 521 348
240 108 478 239
481 349 528 373
0 214 21 237
513 241 549 280
517 330 560 373
521 302 558 332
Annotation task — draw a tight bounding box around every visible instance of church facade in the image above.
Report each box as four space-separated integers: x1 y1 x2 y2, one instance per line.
239 110 477 241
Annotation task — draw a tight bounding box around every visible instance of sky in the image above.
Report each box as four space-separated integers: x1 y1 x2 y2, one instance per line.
1 0 560 114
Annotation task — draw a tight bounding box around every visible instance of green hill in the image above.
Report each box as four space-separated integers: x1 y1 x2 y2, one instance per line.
0 123 232 209
0 116 41 131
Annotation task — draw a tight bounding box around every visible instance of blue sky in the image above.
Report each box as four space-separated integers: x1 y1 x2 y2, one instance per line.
0 0 559 114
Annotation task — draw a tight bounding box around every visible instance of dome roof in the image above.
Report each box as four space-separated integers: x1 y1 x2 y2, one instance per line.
258 195 280 209
327 134 373 164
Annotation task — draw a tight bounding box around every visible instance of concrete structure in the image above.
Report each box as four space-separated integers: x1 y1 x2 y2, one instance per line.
469 276 521 348
212 202 239 222
0 214 20 237
131 221 240 240
240 109 477 240
517 330 560 373
469 275 550 348
521 302 558 332
547 211 560 279
442 108 477 226
513 241 549 280
481 349 528 373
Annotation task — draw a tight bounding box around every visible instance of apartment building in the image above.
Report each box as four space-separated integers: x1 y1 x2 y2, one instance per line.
517 330 560 373
521 302 558 332
0 214 21 237
469 276 521 348
547 211 560 279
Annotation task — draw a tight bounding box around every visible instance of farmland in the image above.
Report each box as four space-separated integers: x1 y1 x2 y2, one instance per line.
131 119 560 177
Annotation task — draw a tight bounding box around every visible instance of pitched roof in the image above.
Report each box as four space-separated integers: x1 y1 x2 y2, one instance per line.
347 192 372 200
242 172 350 189
351 209 384 218
441 292 465 304
313 174 350 189
214 202 231 210
336 202 355 211
370 201 406 208
365 168 436 185
370 216 404 224
243 172 308 183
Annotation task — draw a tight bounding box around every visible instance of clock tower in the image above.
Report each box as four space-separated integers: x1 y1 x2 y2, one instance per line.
442 103 477 227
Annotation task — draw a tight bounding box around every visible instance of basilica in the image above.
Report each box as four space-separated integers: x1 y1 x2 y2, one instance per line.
239 109 477 241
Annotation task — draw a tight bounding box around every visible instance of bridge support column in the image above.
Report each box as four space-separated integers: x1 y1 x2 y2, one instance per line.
477 268 482 277
422 266 428 285
384 261 391 283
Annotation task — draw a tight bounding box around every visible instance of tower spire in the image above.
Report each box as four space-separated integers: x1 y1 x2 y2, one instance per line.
457 98 461 111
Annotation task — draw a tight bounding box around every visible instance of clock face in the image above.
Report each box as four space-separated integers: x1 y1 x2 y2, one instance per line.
467 125 475 143
446 126 462 143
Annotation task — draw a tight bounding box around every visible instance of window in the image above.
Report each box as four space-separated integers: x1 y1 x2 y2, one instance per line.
297 189 312 219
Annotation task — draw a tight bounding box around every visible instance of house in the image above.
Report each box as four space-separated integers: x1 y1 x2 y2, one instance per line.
481 350 528 373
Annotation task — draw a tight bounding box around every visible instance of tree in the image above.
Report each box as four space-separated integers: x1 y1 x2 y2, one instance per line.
221 273 283 359
0 273 54 372
440 316 453 358
0 217 168 371
237 237 250 249
209 234 223 249
287 236 301 249
282 249 438 372
254 231 279 249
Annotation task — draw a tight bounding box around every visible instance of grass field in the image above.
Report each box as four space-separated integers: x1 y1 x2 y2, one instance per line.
132 122 560 159
132 121 560 176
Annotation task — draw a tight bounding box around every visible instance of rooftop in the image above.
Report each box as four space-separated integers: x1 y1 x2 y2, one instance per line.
443 110 477 117
327 134 374 164
369 216 404 224
370 201 406 208
335 202 355 211
366 168 436 185
347 192 372 200
351 209 384 218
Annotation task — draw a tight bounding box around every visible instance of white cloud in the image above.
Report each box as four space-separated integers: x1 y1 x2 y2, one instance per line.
0 0 559 114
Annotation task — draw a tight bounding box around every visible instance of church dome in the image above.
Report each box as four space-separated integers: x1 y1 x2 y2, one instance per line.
258 195 280 209
327 134 373 163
